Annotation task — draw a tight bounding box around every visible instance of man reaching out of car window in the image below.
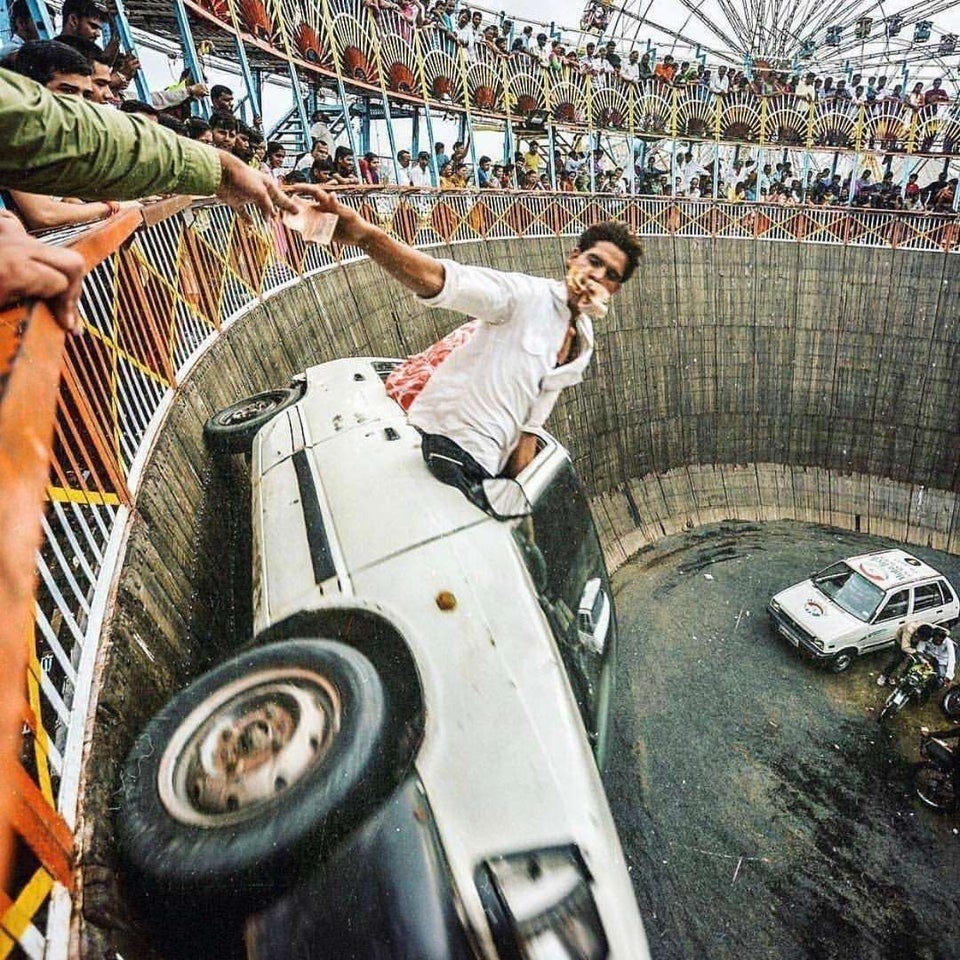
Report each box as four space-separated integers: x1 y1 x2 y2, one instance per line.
288 184 641 503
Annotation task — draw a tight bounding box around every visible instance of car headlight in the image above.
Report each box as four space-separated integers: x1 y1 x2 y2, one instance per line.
769 599 781 613
476 845 608 959
812 637 825 649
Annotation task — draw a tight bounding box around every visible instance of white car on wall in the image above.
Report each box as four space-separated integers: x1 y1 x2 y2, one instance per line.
769 549 959 673
118 358 649 959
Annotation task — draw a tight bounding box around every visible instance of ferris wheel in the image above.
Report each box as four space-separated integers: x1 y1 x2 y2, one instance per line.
577 0 960 85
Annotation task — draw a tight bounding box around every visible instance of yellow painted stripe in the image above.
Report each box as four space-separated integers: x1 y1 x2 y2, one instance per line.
0 868 54 958
82 323 169 387
46 486 121 507
26 631 54 806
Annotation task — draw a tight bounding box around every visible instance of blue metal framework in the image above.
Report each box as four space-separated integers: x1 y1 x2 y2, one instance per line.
233 36 262 120
171 0 209 118
24 0 53 38
111 0 151 102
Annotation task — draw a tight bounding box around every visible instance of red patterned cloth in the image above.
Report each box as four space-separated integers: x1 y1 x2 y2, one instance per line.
385 319 479 410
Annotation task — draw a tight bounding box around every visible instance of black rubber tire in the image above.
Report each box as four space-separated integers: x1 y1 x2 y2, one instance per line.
203 387 301 455
828 650 855 673
117 639 389 910
942 686 960 718
915 762 958 811
878 693 905 724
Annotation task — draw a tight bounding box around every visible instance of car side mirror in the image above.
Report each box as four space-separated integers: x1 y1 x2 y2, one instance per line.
482 478 531 520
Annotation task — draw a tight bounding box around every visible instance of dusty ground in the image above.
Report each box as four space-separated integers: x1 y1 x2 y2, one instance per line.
605 520 960 960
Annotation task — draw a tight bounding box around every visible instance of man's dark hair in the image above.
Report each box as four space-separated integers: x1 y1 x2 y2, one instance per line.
158 113 186 135
12 40 91 84
119 98 158 117
577 222 642 283
209 111 237 131
210 83 233 100
55 34 110 65
334 145 354 162
61 0 106 21
184 117 211 139
266 140 285 157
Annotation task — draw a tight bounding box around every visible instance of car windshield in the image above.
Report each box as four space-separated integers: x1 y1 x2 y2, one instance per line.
812 562 886 622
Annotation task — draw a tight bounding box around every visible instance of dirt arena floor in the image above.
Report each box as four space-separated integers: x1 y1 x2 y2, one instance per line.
605 520 960 960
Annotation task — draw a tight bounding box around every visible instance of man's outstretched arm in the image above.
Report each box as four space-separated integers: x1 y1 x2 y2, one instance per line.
286 184 445 298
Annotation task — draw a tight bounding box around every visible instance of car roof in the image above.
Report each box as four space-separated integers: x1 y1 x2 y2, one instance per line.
842 549 942 589
293 358 495 574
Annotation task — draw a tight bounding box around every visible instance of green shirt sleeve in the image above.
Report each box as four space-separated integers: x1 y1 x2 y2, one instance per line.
0 67 222 199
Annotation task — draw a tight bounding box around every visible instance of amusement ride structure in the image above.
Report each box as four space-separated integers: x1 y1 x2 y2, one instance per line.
3 0 960 957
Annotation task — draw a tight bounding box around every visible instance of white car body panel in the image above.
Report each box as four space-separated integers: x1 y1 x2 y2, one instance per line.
771 549 959 659
249 358 649 957
772 580 862 645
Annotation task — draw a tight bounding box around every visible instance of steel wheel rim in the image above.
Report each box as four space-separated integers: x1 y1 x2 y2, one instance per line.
218 393 285 427
158 667 341 828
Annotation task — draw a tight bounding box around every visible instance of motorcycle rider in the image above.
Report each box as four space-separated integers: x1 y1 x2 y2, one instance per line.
877 622 937 686
917 626 956 688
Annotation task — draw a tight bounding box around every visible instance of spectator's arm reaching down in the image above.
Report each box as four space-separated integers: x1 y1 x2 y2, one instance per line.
0 68 296 218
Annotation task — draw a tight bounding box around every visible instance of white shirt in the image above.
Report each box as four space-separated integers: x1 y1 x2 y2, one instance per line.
456 24 477 59
619 60 640 83
395 162 413 186
408 260 594 475
918 637 956 681
682 159 708 189
709 73 729 95
409 163 432 187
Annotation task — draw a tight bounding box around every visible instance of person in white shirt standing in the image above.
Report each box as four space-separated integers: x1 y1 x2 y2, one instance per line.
408 151 433 187
292 186 642 500
708 65 729 96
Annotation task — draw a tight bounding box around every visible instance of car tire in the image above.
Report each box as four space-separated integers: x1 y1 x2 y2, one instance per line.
117 639 389 910
203 387 301 455
914 762 957 811
942 686 960 718
828 650 855 673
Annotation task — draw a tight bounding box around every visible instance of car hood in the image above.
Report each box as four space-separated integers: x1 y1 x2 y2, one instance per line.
773 580 865 640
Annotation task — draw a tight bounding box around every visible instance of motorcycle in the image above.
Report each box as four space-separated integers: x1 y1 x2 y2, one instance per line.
877 652 940 724
915 732 958 812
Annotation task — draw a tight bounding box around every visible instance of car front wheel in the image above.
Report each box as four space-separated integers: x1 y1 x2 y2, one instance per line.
203 387 301 455
117 639 389 910
827 649 856 673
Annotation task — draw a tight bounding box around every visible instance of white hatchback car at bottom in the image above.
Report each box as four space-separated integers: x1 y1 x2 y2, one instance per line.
118 358 649 959
769 549 959 673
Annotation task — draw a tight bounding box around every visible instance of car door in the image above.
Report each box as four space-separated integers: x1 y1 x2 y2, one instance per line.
512 457 616 756
911 580 949 624
866 588 910 649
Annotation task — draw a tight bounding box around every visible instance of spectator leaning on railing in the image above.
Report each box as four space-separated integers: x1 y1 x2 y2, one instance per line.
0 65 296 332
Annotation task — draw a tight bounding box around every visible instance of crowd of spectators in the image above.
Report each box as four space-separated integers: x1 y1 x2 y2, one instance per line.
0 0 956 281
0 0 301 231
279 129 957 212
359 2 955 112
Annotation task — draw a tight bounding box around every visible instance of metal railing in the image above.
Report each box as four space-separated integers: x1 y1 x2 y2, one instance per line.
0 192 958 958
176 0 960 157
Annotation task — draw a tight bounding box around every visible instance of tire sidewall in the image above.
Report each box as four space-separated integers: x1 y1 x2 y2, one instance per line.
117 639 388 905
829 650 855 673
203 387 301 455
